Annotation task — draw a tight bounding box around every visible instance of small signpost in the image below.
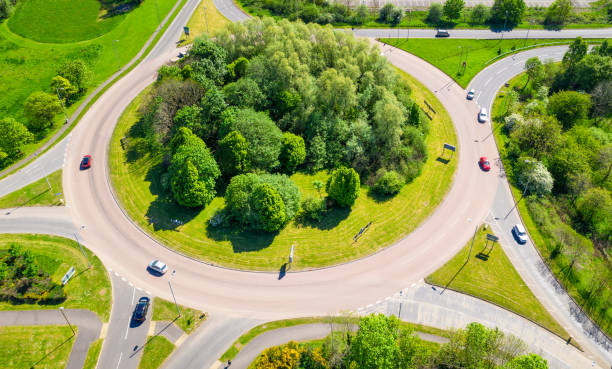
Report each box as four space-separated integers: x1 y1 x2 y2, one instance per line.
289 244 294 264
183 26 190 36
442 143 456 160
62 266 75 286
353 222 372 242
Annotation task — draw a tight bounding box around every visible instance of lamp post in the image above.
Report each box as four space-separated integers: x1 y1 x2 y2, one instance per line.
457 46 464 75
504 159 532 219
59 307 75 336
406 7 412 41
501 10 508 40
112 40 120 71
168 270 181 318
523 21 532 48
55 87 69 125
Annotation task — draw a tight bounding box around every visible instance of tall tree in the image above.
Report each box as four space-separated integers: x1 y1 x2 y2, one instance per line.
280 132 306 174
349 314 399 369
490 0 526 27
56 59 91 92
547 91 591 130
326 166 360 207
545 0 572 26
443 0 465 21
23 91 62 132
253 183 286 232
0 118 33 159
562 37 587 69
217 130 250 177
524 57 544 89
169 143 220 207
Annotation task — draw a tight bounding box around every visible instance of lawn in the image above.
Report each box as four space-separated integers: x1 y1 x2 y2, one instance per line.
0 325 75 369
221 316 450 361
138 335 175 369
426 225 569 340
181 0 229 43
152 297 206 334
491 73 612 337
0 0 180 171
8 0 125 43
0 169 63 208
380 38 604 88
109 66 457 270
0 234 112 321
83 338 103 369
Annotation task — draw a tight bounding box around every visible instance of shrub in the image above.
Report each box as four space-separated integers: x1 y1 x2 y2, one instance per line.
169 143 220 207
23 91 62 132
299 196 327 222
280 132 306 174
426 3 443 24
217 130 250 177
253 183 286 232
373 170 404 195
326 166 360 207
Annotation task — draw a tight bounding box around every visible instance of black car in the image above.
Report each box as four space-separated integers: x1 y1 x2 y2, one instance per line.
132 297 150 322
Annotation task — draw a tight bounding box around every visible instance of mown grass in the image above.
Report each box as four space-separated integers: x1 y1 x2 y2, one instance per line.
491 73 612 337
0 325 75 369
83 338 103 369
138 335 175 369
0 234 111 321
8 0 125 43
0 0 179 171
380 38 604 88
0 169 63 208
109 65 457 270
221 316 450 361
152 297 206 334
426 225 569 340
181 0 229 43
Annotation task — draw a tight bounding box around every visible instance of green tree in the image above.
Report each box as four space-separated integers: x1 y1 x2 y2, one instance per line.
173 105 203 138
373 170 404 195
379 3 396 22
373 90 404 151
426 3 443 24
349 314 399 369
574 54 612 91
326 166 360 207
316 68 357 118
545 0 572 26
516 158 553 196
56 59 91 92
0 117 33 159
226 57 249 80
510 116 562 159
169 144 220 207
591 80 611 117
253 183 286 232
199 86 227 141
222 77 265 108
218 130 250 177
503 354 548 369
470 4 489 23
169 126 205 154
524 57 544 89
23 91 62 132
50 76 78 104
547 91 591 130
443 0 465 21
189 37 228 84
280 132 306 174
490 0 526 27
576 187 612 241
562 37 588 69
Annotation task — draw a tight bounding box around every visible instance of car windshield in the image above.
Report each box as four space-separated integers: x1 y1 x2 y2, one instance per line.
484 161 490 165
83 157 89 163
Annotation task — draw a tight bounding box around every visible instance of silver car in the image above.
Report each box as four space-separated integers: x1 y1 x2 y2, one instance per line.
478 107 488 123
467 89 475 100
512 224 528 244
148 259 168 275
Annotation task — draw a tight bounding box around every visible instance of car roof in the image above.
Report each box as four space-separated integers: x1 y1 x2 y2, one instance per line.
515 223 526 232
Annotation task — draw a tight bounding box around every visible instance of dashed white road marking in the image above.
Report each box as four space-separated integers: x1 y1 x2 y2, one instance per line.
116 352 123 369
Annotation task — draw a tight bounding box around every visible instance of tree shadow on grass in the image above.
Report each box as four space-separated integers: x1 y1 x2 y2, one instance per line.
206 223 277 253
144 162 199 231
293 206 351 231
366 188 397 204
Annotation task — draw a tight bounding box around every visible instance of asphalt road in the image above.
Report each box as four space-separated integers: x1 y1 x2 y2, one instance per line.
359 0 597 9
354 27 612 38
0 309 101 369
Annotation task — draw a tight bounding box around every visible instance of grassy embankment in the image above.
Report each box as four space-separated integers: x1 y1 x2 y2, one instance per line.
0 170 63 208
0 325 75 369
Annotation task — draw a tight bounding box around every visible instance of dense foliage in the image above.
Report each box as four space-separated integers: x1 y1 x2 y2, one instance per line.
498 38 612 333
253 315 548 369
0 244 66 304
326 167 360 207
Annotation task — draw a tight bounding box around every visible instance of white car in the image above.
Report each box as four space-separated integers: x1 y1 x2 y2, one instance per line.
148 259 168 275
512 224 528 244
478 107 488 123
467 89 475 100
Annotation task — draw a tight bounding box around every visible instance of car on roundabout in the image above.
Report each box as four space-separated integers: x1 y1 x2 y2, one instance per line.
479 157 491 171
478 107 488 123
148 259 168 275
132 297 150 322
512 224 528 244
467 89 475 100
81 155 92 169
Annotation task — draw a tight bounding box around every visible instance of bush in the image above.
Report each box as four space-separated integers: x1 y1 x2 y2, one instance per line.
280 132 306 174
490 0 526 27
168 143 220 207
426 3 443 24
373 170 404 196
253 183 286 232
217 130 250 177
326 166 360 207
299 196 327 222
23 91 62 132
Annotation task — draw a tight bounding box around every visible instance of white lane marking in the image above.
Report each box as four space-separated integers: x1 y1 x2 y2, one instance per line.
131 287 135 305
121 277 127 282
496 68 507 75
145 290 152 295
485 77 492 86
116 352 123 369
128 282 134 287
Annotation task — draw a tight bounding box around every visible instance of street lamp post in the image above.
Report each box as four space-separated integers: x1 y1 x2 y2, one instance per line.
168 270 181 318
112 40 120 71
55 87 69 125
59 307 75 336
73 233 91 269
504 159 532 219
457 46 464 75
523 22 531 48
501 10 508 40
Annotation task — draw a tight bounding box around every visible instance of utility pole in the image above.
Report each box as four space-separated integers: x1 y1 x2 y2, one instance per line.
457 46 464 75
112 40 120 71
523 22 531 48
168 270 181 318
74 233 91 268
55 87 69 125
59 307 76 336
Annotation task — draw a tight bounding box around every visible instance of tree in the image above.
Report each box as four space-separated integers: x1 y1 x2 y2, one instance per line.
490 0 526 27
373 90 404 151
379 3 396 22
255 341 302 369
222 77 265 108
443 0 465 21
576 187 612 241
562 37 587 69
547 91 591 130
56 59 91 92
0 118 33 159
574 54 612 91
545 0 572 26
590 80 612 117
524 57 544 89
23 91 62 132
280 133 306 174
503 354 548 369
326 166 360 207
316 68 357 118
169 144 220 207
50 76 78 104
389 7 403 26
470 4 489 23
199 86 227 141
592 39 612 57
169 126 205 154
226 57 249 80
173 105 203 138
517 158 553 196
253 183 286 232
595 144 612 183
426 3 443 24
373 170 404 195
188 37 228 85
349 314 399 369
217 130 250 177
510 116 562 159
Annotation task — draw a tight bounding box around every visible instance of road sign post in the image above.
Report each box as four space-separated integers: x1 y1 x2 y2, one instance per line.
183 26 190 37
289 245 294 264
61 266 75 285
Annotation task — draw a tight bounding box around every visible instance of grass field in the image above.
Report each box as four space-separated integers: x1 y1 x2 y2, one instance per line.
8 0 125 43
0 0 179 171
83 338 103 369
220 316 450 361
109 67 458 270
0 325 75 369
152 297 206 334
380 38 604 88
0 234 111 321
139 335 175 369
181 0 229 43
426 225 569 340
0 170 63 208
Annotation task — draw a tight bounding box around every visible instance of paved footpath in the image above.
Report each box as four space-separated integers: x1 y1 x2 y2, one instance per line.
0 309 102 369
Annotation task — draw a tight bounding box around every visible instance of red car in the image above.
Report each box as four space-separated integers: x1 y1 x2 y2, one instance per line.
81 155 92 169
479 157 491 171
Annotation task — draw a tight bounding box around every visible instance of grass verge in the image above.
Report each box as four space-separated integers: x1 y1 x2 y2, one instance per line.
0 234 111 322
181 0 230 43
109 63 457 270
152 297 206 334
380 38 604 88
426 224 569 340
83 338 103 369
138 335 175 369
0 325 75 369
0 169 63 208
